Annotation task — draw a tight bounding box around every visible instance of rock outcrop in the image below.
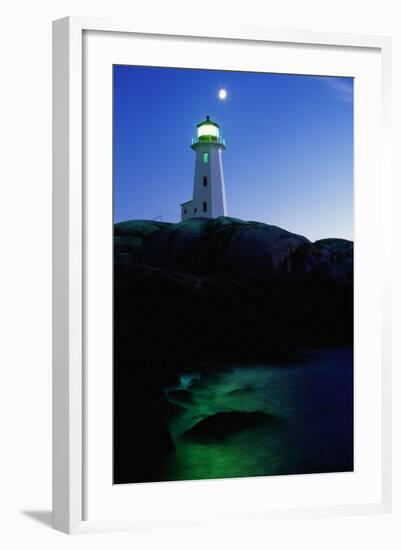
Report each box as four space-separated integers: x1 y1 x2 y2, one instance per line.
183 411 276 442
114 217 353 284
114 217 353 370
113 217 353 483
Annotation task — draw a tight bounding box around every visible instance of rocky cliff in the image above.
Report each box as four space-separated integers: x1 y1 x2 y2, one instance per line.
113 217 353 483
114 216 353 284
114 216 353 368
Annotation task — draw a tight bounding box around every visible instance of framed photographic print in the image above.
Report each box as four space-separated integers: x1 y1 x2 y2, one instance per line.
52 17 392 533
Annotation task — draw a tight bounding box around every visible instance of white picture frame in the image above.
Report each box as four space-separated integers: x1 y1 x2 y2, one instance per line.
52 16 392 534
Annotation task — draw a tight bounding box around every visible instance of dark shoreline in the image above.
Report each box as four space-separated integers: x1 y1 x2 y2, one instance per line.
113 217 353 484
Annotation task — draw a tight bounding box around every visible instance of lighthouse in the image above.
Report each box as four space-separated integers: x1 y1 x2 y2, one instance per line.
181 116 228 220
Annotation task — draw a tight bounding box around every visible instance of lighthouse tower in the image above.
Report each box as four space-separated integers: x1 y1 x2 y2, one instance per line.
181 116 227 220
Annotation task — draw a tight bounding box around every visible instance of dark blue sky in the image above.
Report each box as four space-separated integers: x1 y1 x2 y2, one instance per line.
113 65 353 241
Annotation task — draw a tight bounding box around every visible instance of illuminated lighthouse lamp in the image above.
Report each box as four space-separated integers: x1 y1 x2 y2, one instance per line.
195 116 221 142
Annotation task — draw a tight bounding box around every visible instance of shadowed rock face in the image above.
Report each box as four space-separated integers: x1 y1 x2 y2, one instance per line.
113 217 353 483
113 367 175 483
114 217 353 370
162 399 187 419
168 389 194 403
114 217 353 284
227 385 254 396
183 411 276 442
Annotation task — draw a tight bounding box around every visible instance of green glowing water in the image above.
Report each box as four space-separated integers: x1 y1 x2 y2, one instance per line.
161 348 353 481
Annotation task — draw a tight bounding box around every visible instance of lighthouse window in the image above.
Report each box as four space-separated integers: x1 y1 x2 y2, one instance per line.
203 176 208 186
203 201 207 212
203 152 209 164
194 208 198 213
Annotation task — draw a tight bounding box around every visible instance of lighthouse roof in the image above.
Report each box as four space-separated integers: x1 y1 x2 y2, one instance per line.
197 115 220 129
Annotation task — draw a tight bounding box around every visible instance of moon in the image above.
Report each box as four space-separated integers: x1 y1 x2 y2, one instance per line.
218 88 227 100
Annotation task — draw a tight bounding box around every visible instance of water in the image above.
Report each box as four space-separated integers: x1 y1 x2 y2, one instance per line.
161 347 353 481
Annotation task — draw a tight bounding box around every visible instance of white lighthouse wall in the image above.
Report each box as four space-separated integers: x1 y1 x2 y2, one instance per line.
191 143 212 218
209 146 227 218
185 142 227 220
